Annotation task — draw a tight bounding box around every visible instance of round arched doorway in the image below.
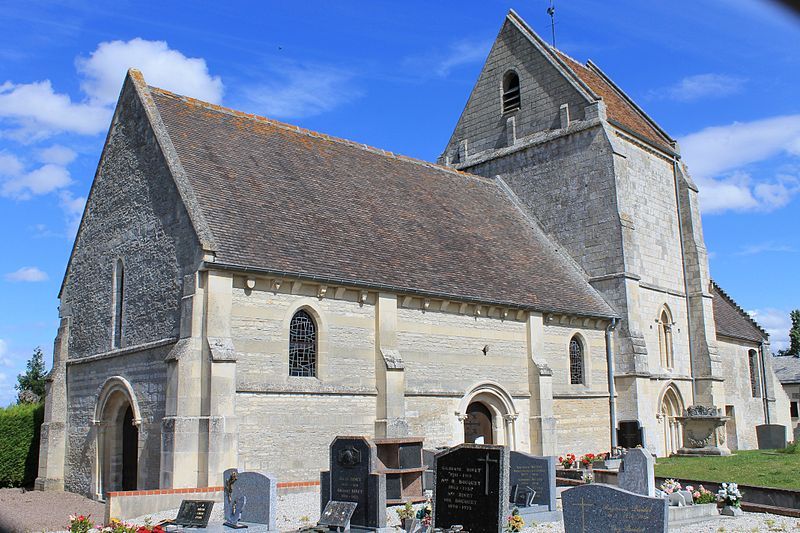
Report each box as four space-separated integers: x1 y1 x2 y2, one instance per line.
93 377 141 498
464 402 494 444
660 386 684 456
457 381 518 448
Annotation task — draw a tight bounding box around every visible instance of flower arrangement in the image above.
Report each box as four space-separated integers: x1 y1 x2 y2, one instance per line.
68 515 93 533
685 485 715 505
558 453 576 469
504 508 525 532
659 479 682 495
581 471 594 484
415 499 432 527
99 519 138 533
717 482 743 508
579 453 596 467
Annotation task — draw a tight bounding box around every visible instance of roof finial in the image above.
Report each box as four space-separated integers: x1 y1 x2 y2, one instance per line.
547 0 556 47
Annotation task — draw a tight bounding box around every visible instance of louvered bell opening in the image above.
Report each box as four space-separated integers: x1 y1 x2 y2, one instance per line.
503 88 520 113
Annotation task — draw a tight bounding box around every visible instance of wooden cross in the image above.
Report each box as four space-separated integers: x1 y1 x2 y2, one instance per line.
576 497 593 532
476 452 499 495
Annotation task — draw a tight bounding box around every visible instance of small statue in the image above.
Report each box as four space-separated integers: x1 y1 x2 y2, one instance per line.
224 471 248 529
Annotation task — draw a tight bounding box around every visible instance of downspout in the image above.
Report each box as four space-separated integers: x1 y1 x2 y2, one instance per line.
672 158 697 402
759 341 771 424
606 317 619 449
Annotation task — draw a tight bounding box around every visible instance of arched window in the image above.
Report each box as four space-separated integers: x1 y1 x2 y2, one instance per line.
658 306 674 369
569 336 584 385
748 349 761 398
112 259 124 349
502 71 520 114
289 310 317 377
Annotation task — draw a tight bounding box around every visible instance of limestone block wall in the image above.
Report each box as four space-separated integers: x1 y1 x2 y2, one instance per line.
441 17 587 162
613 138 685 290
717 337 768 450
61 80 202 360
638 287 690 376
64 344 170 496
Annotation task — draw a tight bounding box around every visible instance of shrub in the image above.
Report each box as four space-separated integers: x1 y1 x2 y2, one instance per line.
0 402 44 487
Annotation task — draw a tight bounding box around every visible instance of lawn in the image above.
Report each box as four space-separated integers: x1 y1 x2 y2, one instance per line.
654 449 800 490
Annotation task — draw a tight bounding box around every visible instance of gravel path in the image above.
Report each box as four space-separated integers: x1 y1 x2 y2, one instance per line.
0 487 105 533
0 487 794 532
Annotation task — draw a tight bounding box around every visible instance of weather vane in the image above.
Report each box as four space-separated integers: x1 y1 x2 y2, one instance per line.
547 0 556 47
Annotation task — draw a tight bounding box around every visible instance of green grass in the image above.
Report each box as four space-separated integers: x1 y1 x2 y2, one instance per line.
654 449 800 490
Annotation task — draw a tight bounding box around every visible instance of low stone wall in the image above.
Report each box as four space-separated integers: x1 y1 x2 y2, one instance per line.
105 481 321 522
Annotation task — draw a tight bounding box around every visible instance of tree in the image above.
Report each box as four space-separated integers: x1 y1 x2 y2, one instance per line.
15 347 47 403
777 309 800 357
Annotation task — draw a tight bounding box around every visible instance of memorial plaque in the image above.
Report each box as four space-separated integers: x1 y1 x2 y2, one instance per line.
173 500 214 528
223 468 277 528
433 443 508 533
508 452 556 511
618 448 655 497
562 484 668 533
326 436 386 529
618 421 644 449
318 501 358 529
399 443 423 469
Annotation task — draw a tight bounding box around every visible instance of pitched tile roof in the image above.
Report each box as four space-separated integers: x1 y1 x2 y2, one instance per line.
148 87 616 318
711 281 767 344
772 355 800 384
553 51 674 154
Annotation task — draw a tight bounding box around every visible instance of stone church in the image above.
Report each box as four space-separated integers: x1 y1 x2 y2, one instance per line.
36 10 790 498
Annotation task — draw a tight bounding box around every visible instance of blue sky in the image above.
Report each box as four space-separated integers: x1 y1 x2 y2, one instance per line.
1 1 799 405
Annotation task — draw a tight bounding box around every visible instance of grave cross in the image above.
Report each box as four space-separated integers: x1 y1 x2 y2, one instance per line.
476 452 499 496
576 497 593 533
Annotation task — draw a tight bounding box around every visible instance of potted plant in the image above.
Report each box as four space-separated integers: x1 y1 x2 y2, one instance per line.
397 501 415 531
579 453 596 470
558 453 576 469
504 508 525 532
659 478 682 495
686 485 716 504
717 482 743 516
68 515 93 533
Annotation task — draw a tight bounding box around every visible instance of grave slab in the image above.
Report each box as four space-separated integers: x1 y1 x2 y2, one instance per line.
562 483 668 533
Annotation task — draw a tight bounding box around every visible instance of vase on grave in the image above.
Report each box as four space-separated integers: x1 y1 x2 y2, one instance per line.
721 505 743 516
675 405 731 456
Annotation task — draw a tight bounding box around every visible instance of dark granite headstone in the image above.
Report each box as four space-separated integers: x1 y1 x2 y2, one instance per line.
174 500 214 528
509 452 556 511
562 484 668 533
756 424 787 450
223 469 277 530
618 421 644 449
322 436 387 530
433 443 508 533
319 501 358 530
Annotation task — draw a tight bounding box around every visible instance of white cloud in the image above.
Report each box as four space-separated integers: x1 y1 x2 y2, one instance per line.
0 151 72 199
735 241 797 256
680 114 800 214
38 145 77 165
77 38 223 106
4 266 49 282
681 114 800 178
0 338 10 367
0 80 110 138
749 308 792 352
651 73 746 102
241 65 360 119
435 39 492 77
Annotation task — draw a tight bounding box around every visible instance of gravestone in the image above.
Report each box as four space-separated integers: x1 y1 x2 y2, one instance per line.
173 500 214 528
678 490 694 506
508 451 559 523
617 448 655 497
562 484 668 533
223 469 278 530
320 436 388 531
319 501 358 530
618 421 644 449
433 443 508 533
756 424 787 450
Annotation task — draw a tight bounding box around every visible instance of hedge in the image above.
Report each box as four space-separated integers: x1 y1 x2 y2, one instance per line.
0 402 44 488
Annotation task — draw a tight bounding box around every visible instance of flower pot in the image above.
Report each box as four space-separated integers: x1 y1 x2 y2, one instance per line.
721 505 743 516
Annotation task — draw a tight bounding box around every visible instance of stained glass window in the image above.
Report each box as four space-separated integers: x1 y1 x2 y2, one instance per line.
289 310 317 377
569 337 584 385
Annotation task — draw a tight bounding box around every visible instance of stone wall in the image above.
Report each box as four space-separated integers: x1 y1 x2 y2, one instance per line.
64 344 170 496
717 337 768 450
61 80 203 359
